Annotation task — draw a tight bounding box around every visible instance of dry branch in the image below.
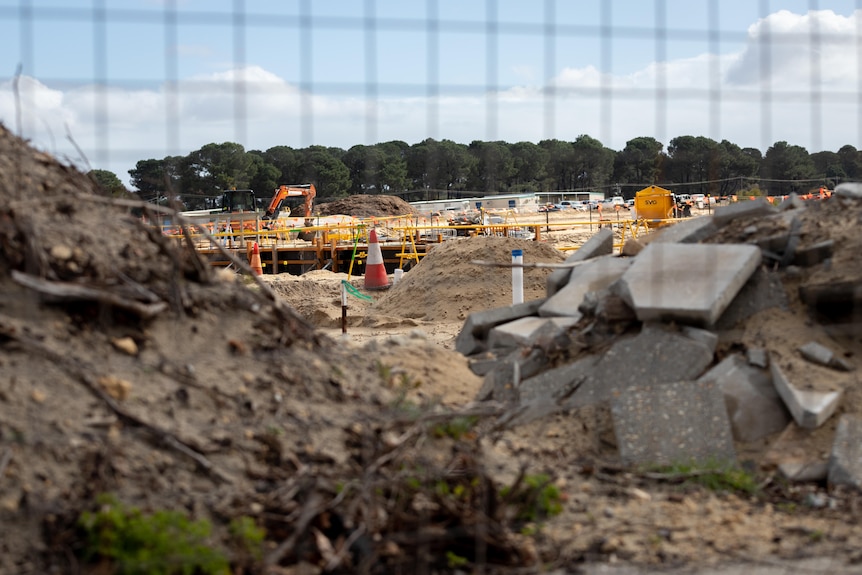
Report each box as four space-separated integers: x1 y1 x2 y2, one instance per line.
11 270 168 319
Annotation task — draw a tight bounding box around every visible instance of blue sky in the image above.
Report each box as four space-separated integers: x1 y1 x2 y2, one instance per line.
1 0 861 188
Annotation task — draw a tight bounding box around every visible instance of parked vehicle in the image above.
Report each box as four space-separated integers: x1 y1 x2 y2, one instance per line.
538 203 560 212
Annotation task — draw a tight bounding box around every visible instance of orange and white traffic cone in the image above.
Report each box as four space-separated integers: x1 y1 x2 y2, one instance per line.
363 229 390 290
249 242 263 275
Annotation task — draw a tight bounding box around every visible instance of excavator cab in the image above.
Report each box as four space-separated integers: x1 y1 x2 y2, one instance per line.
221 189 257 214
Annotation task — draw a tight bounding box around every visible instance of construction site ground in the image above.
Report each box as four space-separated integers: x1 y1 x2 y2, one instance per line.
2 121 862 574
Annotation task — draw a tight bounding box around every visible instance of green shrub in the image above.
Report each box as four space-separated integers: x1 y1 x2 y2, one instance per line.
78 494 230 575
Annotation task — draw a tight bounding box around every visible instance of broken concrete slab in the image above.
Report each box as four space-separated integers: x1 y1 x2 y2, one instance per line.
713 197 777 228
746 347 769 368
455 298 545 356
779 460 829 482
546 228 614 297
828 415 862 489
834 182 862 200
611 379 737 467
477 347 550 402
566 323 714 408
615 242 761 326
487 316 579 350
798 341 854 372
770 361 842 429
651 216 718 244
777 192 807 211
681 326 718 355
715 267 789 332
517 354 599 405
539 256 632 318
698 355 790 442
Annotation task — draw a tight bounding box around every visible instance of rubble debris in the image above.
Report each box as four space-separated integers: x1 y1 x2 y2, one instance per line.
455 299 545 355
779 460 829 482
488 316 578 349
698 355 791 442
712 196 777 227
650 215 718 244
546 227 614 296
614 243 761 326
828 415 862 488
834 182 862 200
770 361 842 429
799 341 855 372
610 379 736 467
539 256 631 317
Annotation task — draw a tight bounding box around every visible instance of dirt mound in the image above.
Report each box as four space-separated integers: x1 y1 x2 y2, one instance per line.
317 194 416 217
374 236 565 321
0 125 563 574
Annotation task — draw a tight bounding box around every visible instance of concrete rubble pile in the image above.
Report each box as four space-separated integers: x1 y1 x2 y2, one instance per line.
457 183 862 487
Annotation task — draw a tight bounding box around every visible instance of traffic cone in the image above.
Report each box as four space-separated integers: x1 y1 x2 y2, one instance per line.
363 229 390 290
249 242 263 275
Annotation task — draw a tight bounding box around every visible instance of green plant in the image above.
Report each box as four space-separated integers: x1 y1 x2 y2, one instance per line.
228 516 265 563
431 416 479 440
78 494 230 575
446 550 469 568
500 473 564 522
647 460 759 495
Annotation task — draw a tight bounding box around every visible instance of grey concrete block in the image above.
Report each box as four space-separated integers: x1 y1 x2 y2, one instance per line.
518 355 599 404
506 355 600 426
798 341 854 372
681 326 718 355
488 316 579 350
771 362 842 429
615 242 761 326
716 267 789 331
455 298 545 356
546 228 614 296
834 182 862 200
777 192 807 211
611 380 737 467
566 323 714 408
651 216 718 244
713 197 777 228
828 415 862 489
477 347 550 402
779 461 829 482
746 347 769 368
698 355 791 442
539 256 632 318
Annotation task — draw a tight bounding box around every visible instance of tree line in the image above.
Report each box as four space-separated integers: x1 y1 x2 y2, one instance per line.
89 136 862 209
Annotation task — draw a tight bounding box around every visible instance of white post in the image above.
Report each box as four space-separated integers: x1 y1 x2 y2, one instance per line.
512 249 524 305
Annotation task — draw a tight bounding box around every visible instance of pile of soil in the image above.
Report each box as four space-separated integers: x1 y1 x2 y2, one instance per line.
375 236 564 321
5 112 862 574
317 194 416 218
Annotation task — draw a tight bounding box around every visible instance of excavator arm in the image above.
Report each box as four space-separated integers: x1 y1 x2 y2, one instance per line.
263 184 317 220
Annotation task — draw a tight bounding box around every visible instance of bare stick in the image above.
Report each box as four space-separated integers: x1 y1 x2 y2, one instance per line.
11 270 168 319
470 257 618 270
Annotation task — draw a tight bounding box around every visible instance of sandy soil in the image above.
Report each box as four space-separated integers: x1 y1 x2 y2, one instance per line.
3 117 862 574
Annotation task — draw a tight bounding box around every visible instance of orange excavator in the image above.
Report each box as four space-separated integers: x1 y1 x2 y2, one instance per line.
263 184 316 220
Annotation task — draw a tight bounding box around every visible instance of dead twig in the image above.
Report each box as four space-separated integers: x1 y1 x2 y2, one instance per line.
471 257 617 269
78 194 316 338
265 491 324 567
11 270 168 319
